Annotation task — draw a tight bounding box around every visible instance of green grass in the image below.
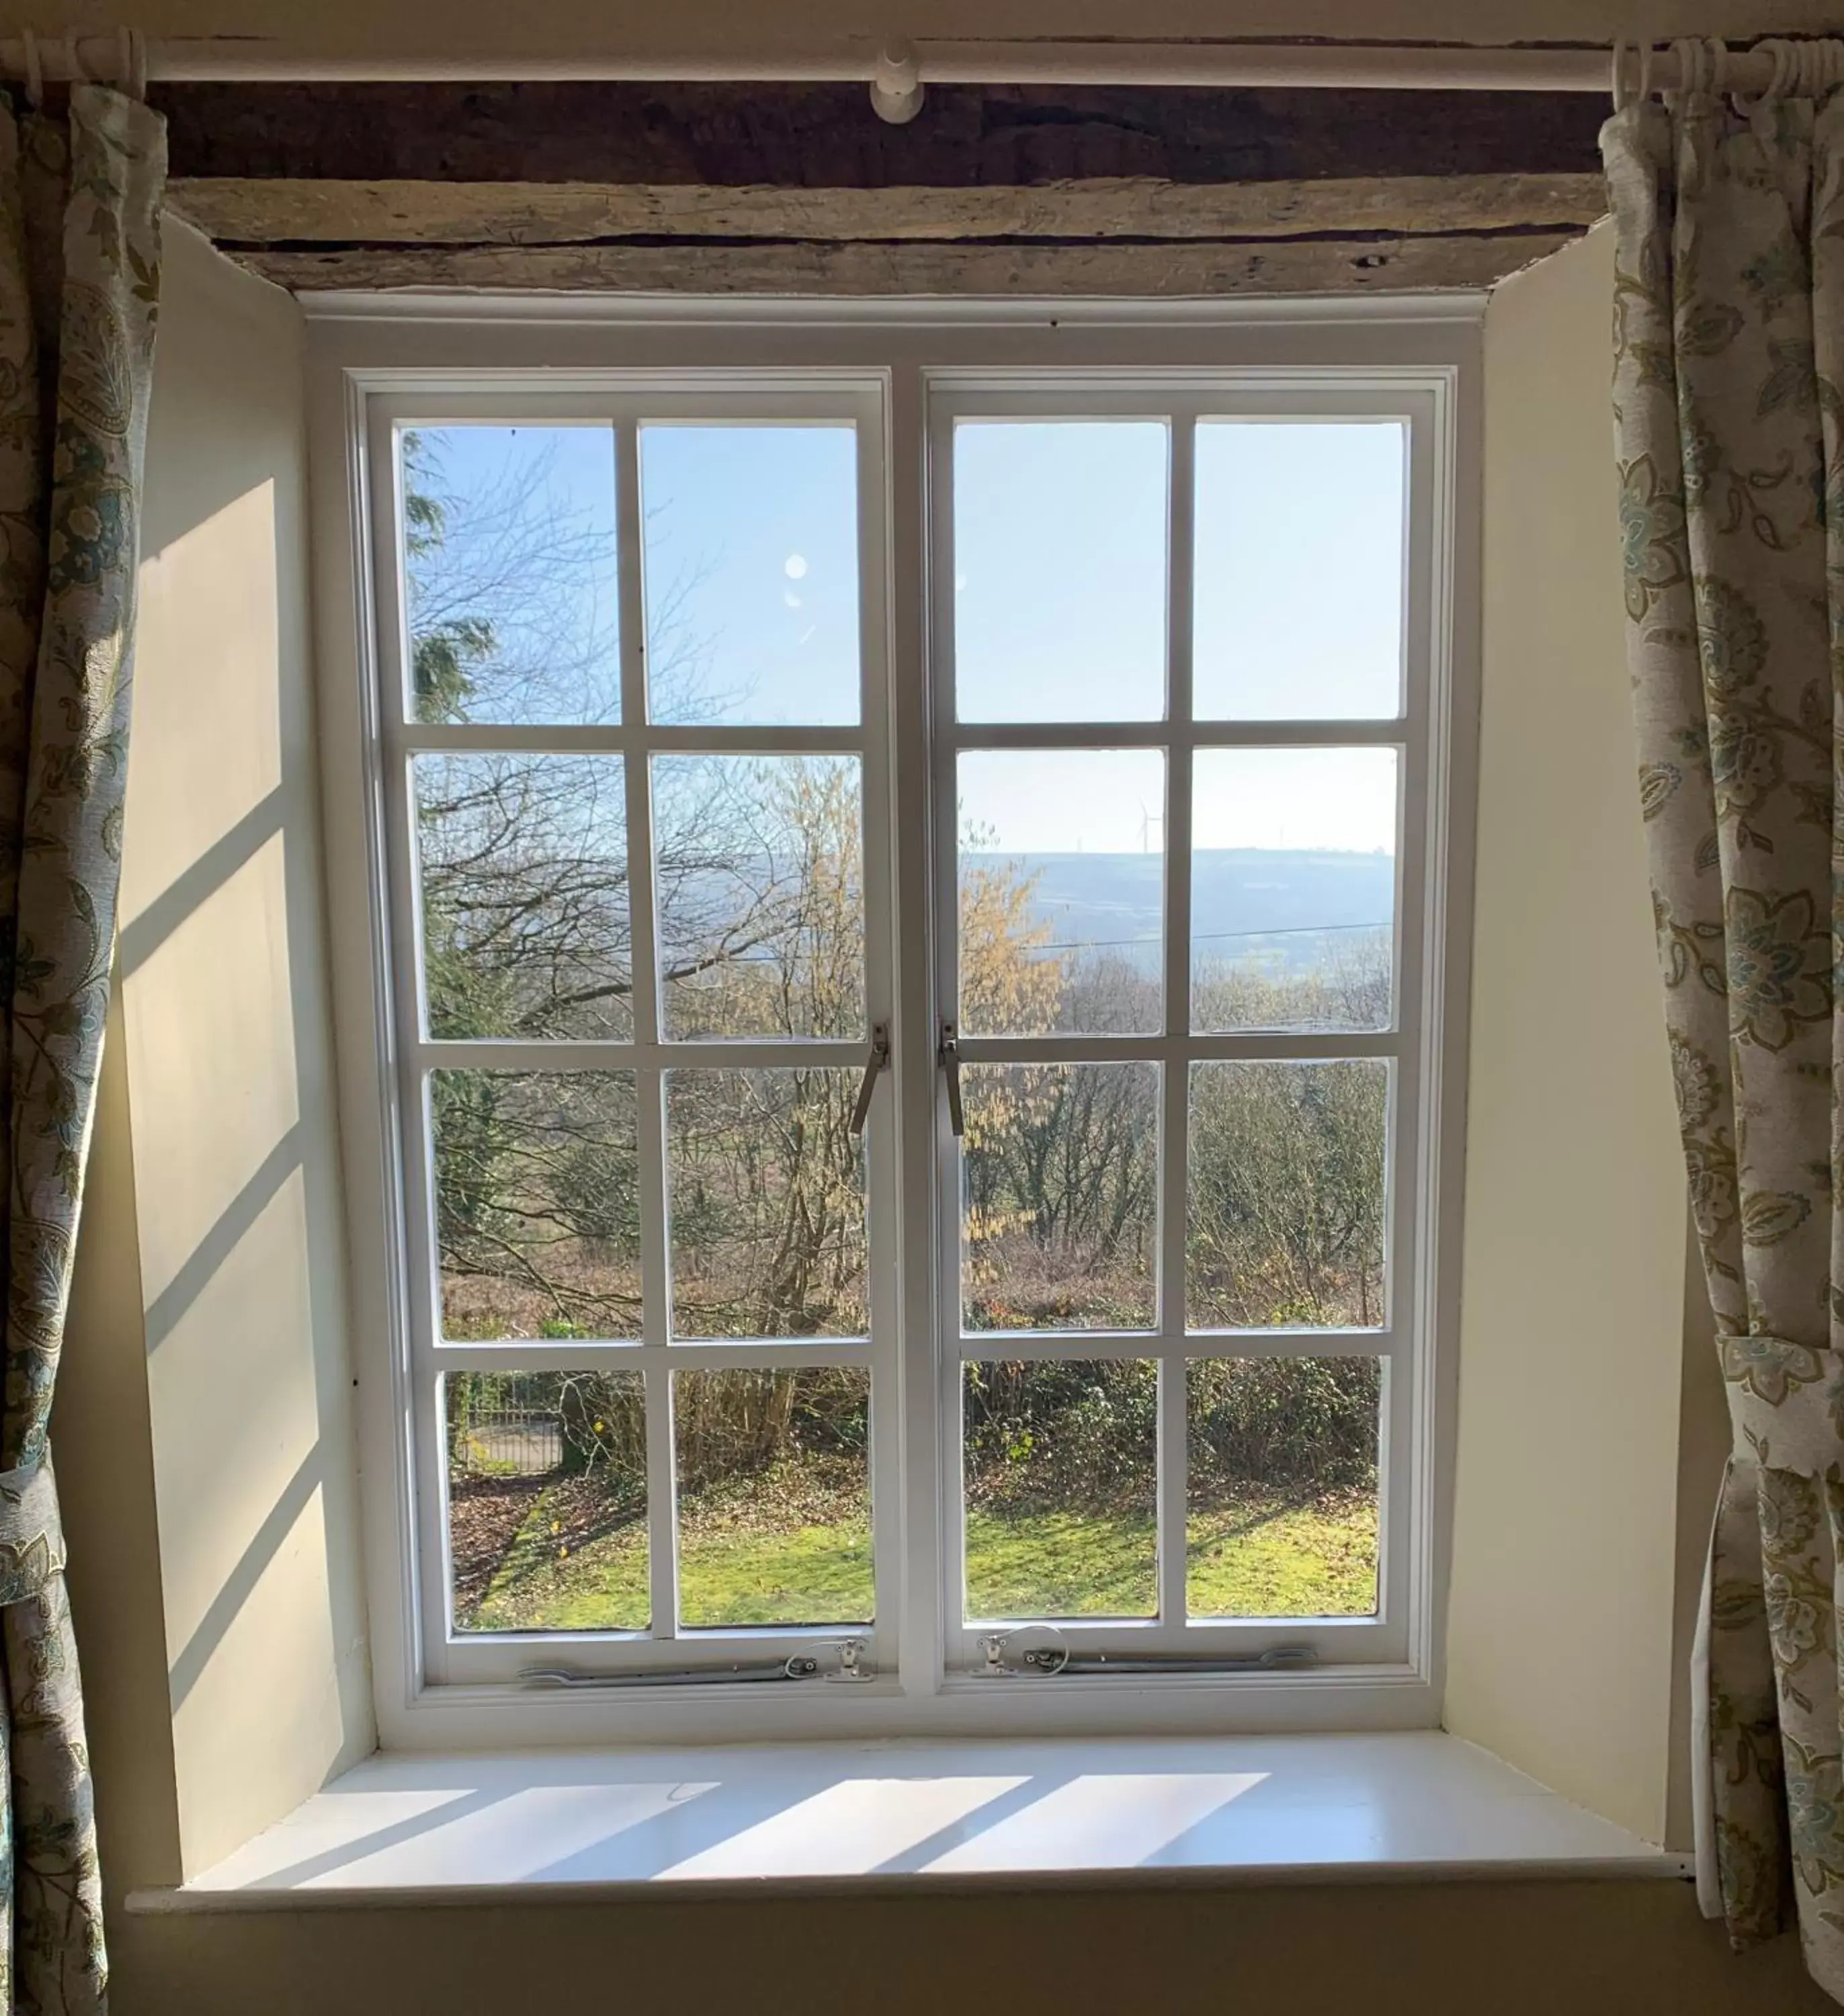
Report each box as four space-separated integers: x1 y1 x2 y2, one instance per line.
470 1485 1374 1632
1187 1495 1378 1617
472 1480 874 1633
963 1508 1157 1618
963 1497 1376 1620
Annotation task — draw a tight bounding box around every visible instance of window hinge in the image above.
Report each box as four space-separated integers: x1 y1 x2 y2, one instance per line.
974 1626 1318 1679
849 1023 890 1137
523 1636 875 1689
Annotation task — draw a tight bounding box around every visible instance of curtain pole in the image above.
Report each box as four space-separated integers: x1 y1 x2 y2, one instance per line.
0 31 1791 99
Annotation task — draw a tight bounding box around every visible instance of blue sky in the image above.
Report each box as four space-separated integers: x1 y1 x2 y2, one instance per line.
409 418 1404 856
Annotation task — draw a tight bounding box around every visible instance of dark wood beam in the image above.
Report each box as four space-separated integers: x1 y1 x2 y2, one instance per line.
167 172 1604 247
152 82 1604 187
153 82 1604 297
230 234 1579 298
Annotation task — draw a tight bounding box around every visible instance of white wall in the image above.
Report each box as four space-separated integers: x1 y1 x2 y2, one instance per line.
1443 221 1712 1846
62 218 374 1896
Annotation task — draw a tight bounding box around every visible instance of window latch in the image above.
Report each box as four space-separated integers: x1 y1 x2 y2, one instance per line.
975 1625 1318 1679
849 1021 891 1138
938 1019 964 1138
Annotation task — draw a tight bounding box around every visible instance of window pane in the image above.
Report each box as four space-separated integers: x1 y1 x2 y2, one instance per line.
653 754 864 1041
958 749 1164 1037
415 753 632 1042
675 1368 872 1626
962 1064 1159 1333
1193 421 1405 721
446 1370 647 1632
431 1070 641 1340
1191 748 1396 1034
401 424 621 726
642 423 860 726
962 1359 1156 1620
667 1069 867 1339
953 421 1167 722
1186 1357 1380 1618
1187 1060 1388 1330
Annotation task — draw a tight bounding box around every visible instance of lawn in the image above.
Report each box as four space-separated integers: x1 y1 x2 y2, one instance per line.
466 1474 1376 1632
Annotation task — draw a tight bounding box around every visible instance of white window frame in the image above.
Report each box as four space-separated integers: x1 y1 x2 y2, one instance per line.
368 382 898 1691
929 380 1434 1679
306 297 1481 1750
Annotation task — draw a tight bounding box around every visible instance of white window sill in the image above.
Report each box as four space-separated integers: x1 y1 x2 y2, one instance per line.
125 1732 1687 1911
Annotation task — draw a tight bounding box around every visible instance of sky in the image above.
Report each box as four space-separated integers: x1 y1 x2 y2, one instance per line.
408 417 1405 857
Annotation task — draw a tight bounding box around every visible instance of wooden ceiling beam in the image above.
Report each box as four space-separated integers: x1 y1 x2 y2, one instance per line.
152 83 1604 296
232 233 1579 298
151 81 1604 187
168 171 1605 247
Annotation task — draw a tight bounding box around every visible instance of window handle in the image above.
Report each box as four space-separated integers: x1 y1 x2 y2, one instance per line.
849 1021 890 1137
938 1019 964 1138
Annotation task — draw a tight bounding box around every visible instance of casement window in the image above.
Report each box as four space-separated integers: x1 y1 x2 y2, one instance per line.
323 308 1475 1739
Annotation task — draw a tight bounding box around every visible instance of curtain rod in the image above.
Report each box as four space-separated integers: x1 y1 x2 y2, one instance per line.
0 32 1800 120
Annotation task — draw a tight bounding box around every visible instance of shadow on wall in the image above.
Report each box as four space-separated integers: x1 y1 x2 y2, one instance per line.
58 219 372 1900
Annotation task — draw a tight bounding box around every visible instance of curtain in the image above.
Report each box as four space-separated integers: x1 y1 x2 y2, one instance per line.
1605 36 1844 2001
0 83 163 2012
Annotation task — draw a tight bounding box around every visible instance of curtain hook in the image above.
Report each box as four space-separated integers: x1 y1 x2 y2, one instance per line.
1733 36 1795 116
1638 41 1656 104
1611 39 1632 111
118 26 146 100
1708 36 1730 102
1772 38 1800 99
1791 37 1844 101
62 29 83 84
20 26 42 108
1667 35 1704 106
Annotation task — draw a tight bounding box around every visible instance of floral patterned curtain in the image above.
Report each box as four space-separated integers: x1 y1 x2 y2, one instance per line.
1605 36 1844 2003
0 82 163 2011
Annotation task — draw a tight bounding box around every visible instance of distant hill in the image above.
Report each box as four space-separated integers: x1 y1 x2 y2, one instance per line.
964 847 1396 975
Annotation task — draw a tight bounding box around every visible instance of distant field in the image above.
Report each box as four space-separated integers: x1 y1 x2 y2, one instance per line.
464 1471 1377 1634
974 845 1399 980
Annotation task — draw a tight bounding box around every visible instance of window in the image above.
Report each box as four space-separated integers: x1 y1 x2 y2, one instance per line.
325 315 1474 1738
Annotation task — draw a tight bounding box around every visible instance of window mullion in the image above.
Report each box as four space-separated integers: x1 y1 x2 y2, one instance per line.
1157 413 1196 1630
614 413 680 1642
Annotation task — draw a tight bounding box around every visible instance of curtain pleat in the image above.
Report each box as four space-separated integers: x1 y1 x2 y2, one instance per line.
1605 48 1844 2001
0 84 163 2011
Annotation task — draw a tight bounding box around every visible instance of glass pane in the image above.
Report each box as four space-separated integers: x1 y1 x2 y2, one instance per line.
431 1070 641 1340
667 1069 867 1339
958 749 1164 1036
415 753 632 1042
641 423 860 726
962 1064 1158 1333
953 421 1167 722
446 1370 647 1633
401 424 621 726
653 754 864 1041
1187 1357 1380 1618
1193 421 1405 721
1191 748 1397 1034
675 1368 872 1626
962 1359 1157 1620
1187 1060 1388 1330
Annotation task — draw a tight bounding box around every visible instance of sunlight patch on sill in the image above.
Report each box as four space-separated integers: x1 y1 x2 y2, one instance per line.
124 1732 1689 1910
